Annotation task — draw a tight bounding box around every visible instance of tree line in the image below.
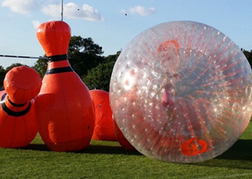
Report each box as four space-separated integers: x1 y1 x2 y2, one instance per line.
0 36 252 92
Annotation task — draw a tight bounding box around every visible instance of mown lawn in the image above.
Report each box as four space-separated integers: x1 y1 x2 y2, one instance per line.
0 122 252 179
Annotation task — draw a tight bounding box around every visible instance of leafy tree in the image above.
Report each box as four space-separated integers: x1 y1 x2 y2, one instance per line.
83 61 116 91
0 66 6 90
82 51 120 91
242 49 252 68
69 53 105 78
5 63 23 72
33 57 48 78
68 36 104 77
106 51 121 62
69 36 103 56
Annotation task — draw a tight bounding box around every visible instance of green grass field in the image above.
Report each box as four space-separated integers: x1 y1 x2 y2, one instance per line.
0 122 252 179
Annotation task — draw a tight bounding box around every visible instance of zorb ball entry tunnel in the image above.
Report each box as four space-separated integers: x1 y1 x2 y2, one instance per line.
109 21 252 163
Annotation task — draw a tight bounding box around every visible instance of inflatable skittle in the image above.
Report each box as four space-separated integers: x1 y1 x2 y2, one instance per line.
35 21 95 152
90 89 117 141
0 66 41 148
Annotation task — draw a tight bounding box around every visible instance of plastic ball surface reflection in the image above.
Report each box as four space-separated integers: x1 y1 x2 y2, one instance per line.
109 21 252 163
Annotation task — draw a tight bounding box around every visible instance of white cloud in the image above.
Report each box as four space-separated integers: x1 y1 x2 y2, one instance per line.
32 20 41 29
1 1 103 21
41 2 103 21
129 6 156 16
41 3 59 18
1 0 38 14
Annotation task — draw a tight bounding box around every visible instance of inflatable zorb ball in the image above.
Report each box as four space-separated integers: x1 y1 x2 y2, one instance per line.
109 21 252 163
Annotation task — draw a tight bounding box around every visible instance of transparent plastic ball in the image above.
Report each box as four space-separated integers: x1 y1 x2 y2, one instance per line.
109 21 252 163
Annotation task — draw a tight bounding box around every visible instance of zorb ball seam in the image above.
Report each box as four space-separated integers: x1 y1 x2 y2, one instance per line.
109 21 252 163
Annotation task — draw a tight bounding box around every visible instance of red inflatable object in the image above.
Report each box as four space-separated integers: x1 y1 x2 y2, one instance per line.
113 120 136 151
110 91 136 151
0 66 41 148
4 66 42 104
36 21 95 152
90 89 117 141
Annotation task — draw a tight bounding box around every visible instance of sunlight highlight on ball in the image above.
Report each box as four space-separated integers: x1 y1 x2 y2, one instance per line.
109 21 252 163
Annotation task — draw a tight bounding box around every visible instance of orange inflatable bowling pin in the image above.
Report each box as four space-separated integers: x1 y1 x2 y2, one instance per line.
0 66 41 148
35 21 95 152
90 89 117 141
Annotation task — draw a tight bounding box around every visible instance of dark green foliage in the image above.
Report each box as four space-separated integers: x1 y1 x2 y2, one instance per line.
83 60 116 91
69 53 105 78
82 51 120 91
68 36 105 77
242 49 252 68
69 36 103 56
32 57 48 78
0 66 6 90
5 63 23 72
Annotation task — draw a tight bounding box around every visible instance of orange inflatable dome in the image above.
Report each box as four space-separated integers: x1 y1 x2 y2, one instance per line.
90 89 117 141
0 66 41 148
110 91 137 151
113 119 136 151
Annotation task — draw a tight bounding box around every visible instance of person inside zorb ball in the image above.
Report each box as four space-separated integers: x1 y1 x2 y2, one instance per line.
109 21 252 163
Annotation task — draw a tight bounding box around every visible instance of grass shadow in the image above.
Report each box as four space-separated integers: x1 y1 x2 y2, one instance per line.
76 144 141 155
217 139 252 160
192 139 252 169
19 143 141 155
19 143 50 151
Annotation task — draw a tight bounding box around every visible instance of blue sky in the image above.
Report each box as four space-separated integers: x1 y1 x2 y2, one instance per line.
0 0 251 68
